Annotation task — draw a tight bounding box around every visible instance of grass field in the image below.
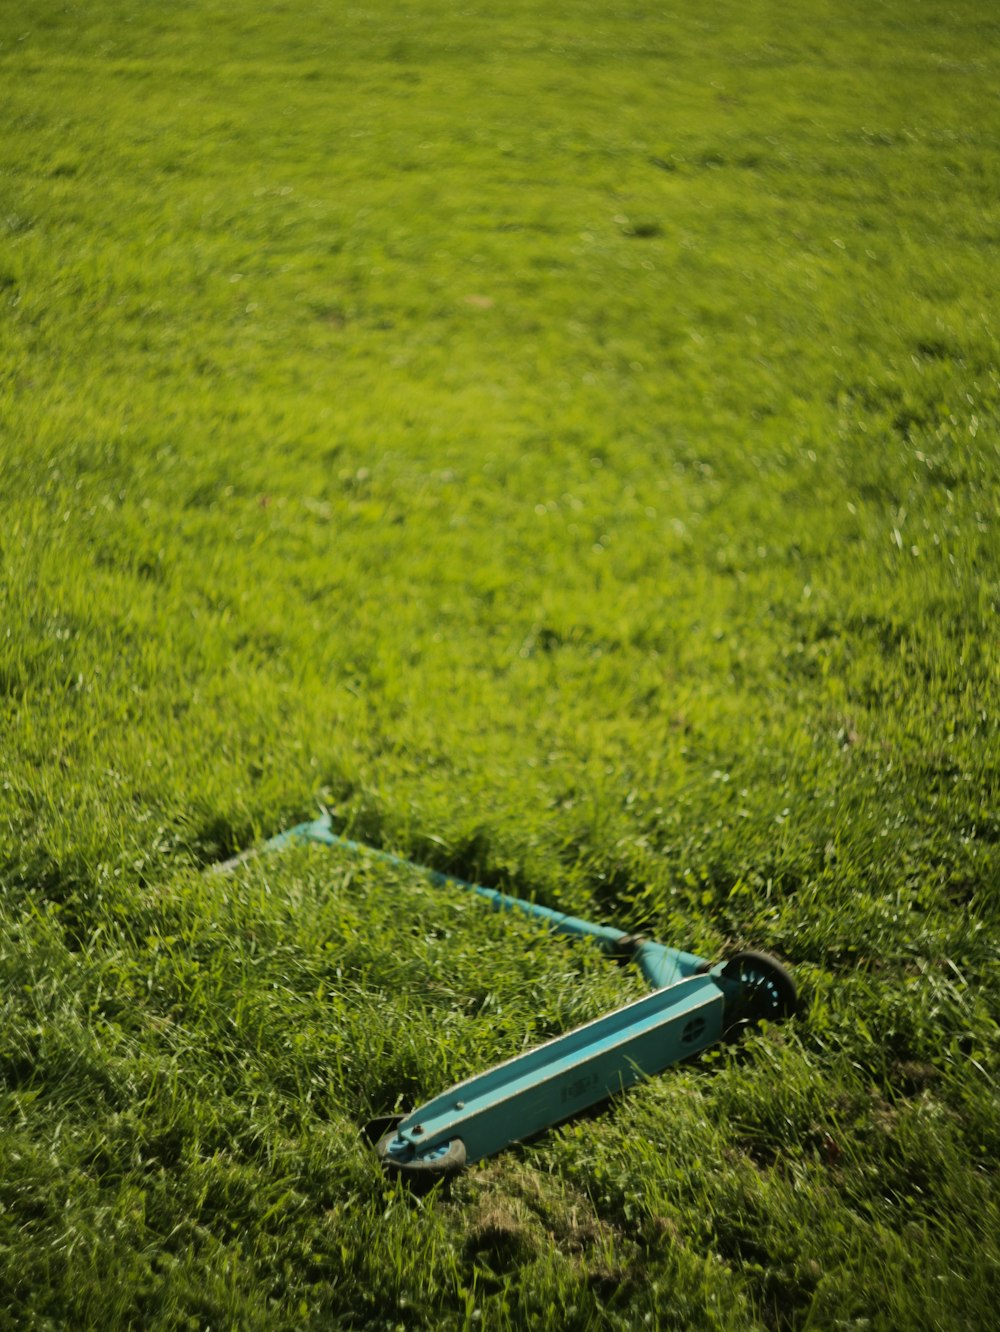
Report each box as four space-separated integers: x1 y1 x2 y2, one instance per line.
2 0 999 1326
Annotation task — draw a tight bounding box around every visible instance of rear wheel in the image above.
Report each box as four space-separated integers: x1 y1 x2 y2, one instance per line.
373 1125 467 1188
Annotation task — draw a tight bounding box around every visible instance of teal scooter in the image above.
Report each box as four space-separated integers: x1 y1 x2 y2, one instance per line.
253 815 796 1185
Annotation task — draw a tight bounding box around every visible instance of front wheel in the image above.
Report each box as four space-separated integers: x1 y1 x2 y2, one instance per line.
720 950 797 1026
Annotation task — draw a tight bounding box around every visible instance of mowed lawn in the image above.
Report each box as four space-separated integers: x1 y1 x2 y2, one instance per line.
1 0 998 1327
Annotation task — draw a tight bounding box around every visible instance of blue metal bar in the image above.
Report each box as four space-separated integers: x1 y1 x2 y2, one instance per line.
265 814 705 986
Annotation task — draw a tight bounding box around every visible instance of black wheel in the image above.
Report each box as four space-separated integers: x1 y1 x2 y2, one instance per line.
373 1125 467 1188
720 950 797 1025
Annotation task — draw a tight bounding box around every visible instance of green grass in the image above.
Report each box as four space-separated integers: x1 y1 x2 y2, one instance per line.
2 0 998 1326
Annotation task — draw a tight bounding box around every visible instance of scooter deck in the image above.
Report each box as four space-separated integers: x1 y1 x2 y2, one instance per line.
382 972 725 1167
